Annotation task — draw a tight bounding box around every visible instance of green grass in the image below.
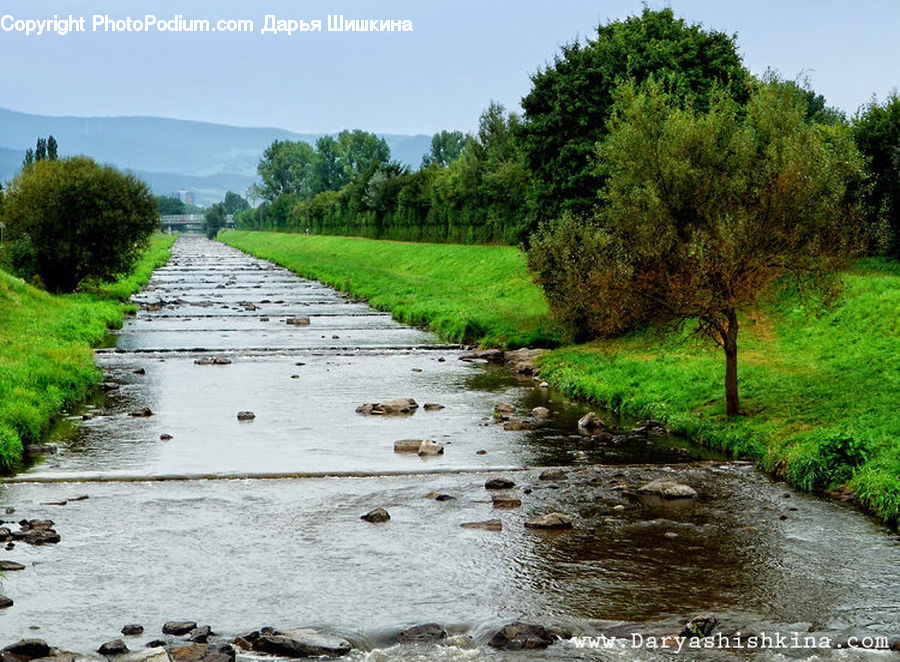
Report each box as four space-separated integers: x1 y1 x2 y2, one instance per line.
0 233 177 471
222 230 899 528
219 230 560 347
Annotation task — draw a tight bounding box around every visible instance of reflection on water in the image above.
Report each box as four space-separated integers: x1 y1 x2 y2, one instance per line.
0 236 896 660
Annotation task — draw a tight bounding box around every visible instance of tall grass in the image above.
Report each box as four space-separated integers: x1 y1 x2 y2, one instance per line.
0 233 176 470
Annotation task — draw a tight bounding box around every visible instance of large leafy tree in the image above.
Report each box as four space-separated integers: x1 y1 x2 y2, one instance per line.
223 190 249 214
253 139 317 202
2 157 158 292
853 94 900 255
335 129 390 180
421 130 469 168
529 80 866 416
519 8 749 224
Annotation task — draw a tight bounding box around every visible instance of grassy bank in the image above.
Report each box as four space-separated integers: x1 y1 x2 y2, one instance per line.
0 233 176 470
221 230 899 527
219 230 560 347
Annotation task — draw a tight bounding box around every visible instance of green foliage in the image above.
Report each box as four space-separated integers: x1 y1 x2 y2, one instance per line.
421 130 470 167
519 7 749 224
237 104 531 244
853 93 900 255
223 190 249 214
537 259 900 527
220 230 559 348
157 195 187 215
0 233 176 471
204 202 227 239
2 157 159 292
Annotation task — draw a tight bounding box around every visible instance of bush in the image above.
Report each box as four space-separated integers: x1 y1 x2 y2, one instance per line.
1 156 158 292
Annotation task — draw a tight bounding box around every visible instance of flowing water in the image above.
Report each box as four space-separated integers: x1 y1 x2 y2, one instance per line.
1 236 897 660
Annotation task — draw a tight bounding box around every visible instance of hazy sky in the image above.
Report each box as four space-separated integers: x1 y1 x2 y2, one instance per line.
1 0 898 134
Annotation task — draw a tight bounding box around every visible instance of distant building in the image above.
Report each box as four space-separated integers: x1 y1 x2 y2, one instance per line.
174 190 195 205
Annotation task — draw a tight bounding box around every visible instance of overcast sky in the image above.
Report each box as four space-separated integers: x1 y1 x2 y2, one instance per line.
1 0 897 134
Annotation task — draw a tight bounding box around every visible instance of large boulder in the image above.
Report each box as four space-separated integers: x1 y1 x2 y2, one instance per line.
2 641 51 660
253 629 351 658
504 349 549 376
162 621 197 636
361 508 390 523
97 640 128 656
488 622 560 650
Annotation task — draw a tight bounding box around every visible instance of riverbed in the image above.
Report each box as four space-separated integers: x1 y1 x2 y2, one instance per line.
1 236 897 660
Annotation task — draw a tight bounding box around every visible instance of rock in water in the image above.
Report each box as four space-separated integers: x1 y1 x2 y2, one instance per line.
130 408 153 417
680 614 718 638
286 316 311 326
162 621 198 635
485 477 516 490
577 412 606 432
236 411 256 421
189 626 212 643
254 629 351 658
494 402 516 414
417 440 445 456
539 469 567 481
2 640 50 659
488 622 559 650
121 624 144 636
98 639 129 655
525 513 573 530
0 560 25 571
460 520 502 531
423 403 445 411
492 493 522 509
637 478 698 499
531 406 550 417
357 398 419 415
397 624 447 644
394 439 427 453
361 508 390 523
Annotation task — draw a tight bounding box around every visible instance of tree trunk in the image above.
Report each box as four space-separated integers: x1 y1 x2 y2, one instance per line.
723 309 741 417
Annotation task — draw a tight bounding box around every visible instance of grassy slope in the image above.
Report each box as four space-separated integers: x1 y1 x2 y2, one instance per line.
221 231 899 527
0 233 176 470
219 230 560 347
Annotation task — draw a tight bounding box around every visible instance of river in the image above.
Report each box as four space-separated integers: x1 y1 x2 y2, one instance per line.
1 236 897 660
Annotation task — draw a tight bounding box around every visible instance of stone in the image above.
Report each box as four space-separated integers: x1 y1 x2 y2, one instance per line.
435 494 455 501
356 398 419 415
539 469 567 482
121 649 167 662
417 440 445 456
212 357 232 365
488 622 559 650
397 624 447 644
254 630 351 658
2 640 50 659
459 349 504 363
361 508 390 523
679 614 718 638
120 625 143 636
476 450 487 455
503 348 549 376
0 595 12 609
485 477 516 490
162 621 198 636
159 434 173 441
133 368 146 375
525 513 573 530
494 402 516 414
637 478 698 499
286 317 311 326
98 640 129 656
491 493 522 509
460 520 502 531
236 411 255 421
100 382 120 391
531 406 550 417
538 381 549 388
188 626 212 643
144 642 165 649
423 403 445 411
503 420 532 431
23 445 57 457
0 561 25 571
14 529 60 545
577 412 606 432
167 644 208 662
394 439 426 453
130 408 153 417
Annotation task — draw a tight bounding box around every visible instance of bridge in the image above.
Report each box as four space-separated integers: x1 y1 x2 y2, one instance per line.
159 214 235 233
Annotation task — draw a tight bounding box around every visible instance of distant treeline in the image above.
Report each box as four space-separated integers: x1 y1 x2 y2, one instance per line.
235 8 899 255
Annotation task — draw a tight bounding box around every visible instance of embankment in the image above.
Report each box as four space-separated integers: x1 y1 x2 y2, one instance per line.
0 233 176 470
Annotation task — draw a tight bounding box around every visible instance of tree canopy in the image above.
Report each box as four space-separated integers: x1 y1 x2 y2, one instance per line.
529 80 866 416
519 8 749 224
2 157 158 292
